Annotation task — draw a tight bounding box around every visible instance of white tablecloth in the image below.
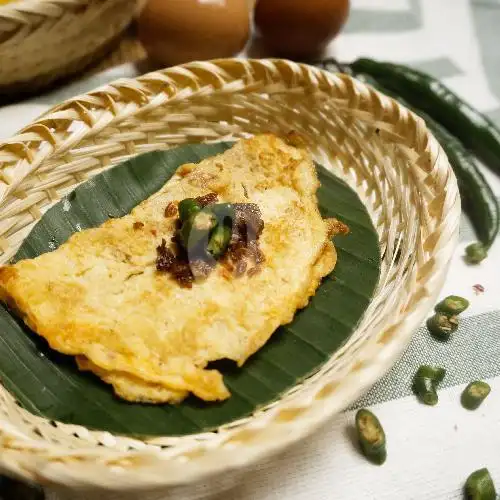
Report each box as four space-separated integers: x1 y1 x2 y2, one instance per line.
2 1 500 498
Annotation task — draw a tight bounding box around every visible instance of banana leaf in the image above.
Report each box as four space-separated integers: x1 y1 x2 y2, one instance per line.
0 142 380 437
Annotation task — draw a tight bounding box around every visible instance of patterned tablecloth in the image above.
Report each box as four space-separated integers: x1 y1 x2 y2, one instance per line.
1 1 500 499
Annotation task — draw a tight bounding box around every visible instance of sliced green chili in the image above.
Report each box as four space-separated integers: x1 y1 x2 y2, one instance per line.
178 212 214 250
465 468 496 500
461 381 491 411
466 242 488 264
178 198 201 222
435 295 469 316
207 223 232 259
355 409 387 465
426 313 459 341
412 365 446 406
210 202 234 217
177 200 237 260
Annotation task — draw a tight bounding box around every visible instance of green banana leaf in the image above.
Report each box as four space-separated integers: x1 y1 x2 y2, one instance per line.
0 142 380 437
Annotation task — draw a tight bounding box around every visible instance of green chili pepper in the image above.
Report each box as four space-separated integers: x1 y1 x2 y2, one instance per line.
177 200 237 259
355 409 387 465
465 468 496 500
316 59 500 254
178 208 216 252
426 313 459 341
435 295 469 316
351 58 500 180
207 222 232 259
412 365 446 406
178 198 201 222
461 381 491 411
210 203 234 217
379 87 499 255
466 242 488 264
353 57 500 253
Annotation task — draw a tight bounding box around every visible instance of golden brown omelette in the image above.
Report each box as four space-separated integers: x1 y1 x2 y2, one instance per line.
0 134 340 404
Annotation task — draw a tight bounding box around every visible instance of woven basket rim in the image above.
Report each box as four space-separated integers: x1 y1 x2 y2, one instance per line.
0 58 460 491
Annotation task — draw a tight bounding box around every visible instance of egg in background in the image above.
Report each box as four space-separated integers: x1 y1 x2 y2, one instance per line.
138 0 251 67
254 0 350 60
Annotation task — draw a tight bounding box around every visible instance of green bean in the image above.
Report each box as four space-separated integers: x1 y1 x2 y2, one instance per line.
461 381 491 410
465 468 496 500
426 313 459 341
355 409 387 465
435 295 469 316
412 365 446 406
466 242 488 264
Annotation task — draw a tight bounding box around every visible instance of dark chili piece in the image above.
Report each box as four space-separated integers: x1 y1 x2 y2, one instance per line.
164 202 177 218
168 259 195 288
156 239 175 272
195 192 219 207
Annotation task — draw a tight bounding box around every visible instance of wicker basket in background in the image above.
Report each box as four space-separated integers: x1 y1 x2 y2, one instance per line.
0 0 139 100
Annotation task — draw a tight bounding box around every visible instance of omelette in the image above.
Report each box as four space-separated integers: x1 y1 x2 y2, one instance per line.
0 134 342 404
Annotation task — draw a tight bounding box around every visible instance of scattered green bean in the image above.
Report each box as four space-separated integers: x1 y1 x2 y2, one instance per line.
461 381 491 411
466 242 488 264
412 365 446 406
355 409 387 465
435 295 470 316
427 313 459 341
465 468 496 500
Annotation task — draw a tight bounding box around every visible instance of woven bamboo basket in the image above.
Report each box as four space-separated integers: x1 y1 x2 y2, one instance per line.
0 59 459 499
0 0 138 98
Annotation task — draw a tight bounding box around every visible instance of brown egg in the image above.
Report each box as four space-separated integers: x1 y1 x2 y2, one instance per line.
254 0 350 59
138 0 251 67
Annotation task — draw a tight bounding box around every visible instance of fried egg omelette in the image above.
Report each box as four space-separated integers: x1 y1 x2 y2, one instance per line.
0 134 338 404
